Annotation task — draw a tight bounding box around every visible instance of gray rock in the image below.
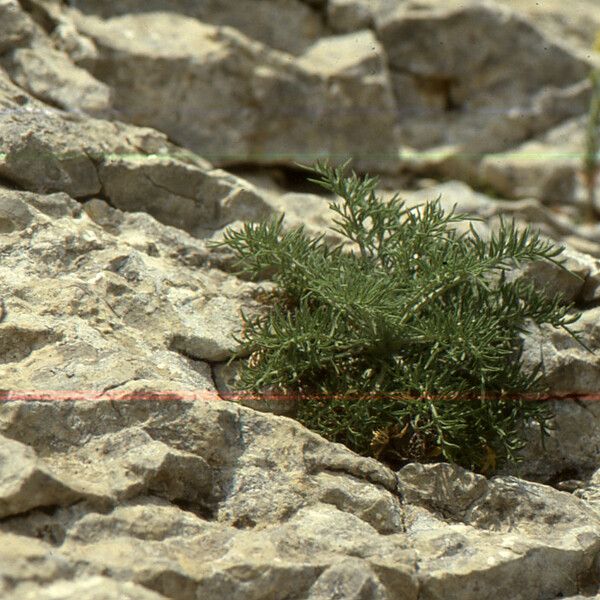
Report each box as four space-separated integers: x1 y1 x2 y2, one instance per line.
66 0 325 55
71 12 401 173
0 398 598 599
5 45 112 117
0 1 600 597
493 0 600 52
0 71 273 233
399 463 600 598
326 0 374 32
0 436 84 518
0 184 276 394
325 0 411 34
377 0 593 155
498 393 600 486
0 0 111 116
0 0 35 54
479 116 587 204
10 577 170 600
305 559 388 600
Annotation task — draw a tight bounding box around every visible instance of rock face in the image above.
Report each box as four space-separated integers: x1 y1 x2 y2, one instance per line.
66 11 401 173
65 0 326 55
377 0 593 154
493 0 600 51
0 0 111 115
1 0 600 598
1 400 600 600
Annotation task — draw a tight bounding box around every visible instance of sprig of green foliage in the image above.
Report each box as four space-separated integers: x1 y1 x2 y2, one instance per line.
208 161 592 474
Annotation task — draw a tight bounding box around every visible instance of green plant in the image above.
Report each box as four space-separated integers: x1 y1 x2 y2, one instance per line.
208 161 592 474
583 68 600 222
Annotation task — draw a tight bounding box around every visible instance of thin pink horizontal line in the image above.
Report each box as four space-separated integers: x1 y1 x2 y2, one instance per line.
0 390 598 402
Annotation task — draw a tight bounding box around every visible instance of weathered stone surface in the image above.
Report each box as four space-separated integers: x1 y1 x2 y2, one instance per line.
5 45 112 116
65 0 325 55
397 78 593 194
377 0 593 154
11 576 170 600
0 186 275 393
479 116 587 204
326 0 373 32
494 0 600 52
514 306 600 394
0 0 111 115
0 425 212 517
0 533 76 597
0 398 599 599
0 435 84 518
575 467 600 516
0 1 600 597
0 0 35 54
494 307 600 484
70 11 400 173
399 463 600 599
506 394 600 485
0 76 273 234
325 0 406 33
506 244 600 306
305 558 389 600
0 399 419 598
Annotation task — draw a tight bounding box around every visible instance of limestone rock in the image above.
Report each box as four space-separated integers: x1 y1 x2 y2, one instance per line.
0 1 600 597
10 577 169 600
506 394 600 485
0 185 274 394
376 0 593 154
0 0 111 115
516 309 600 395
0 72 273 234
64 0 325 55
326 0 373 33
505 244 600 306
399 463 600 599
0 399 419 598
0 398 598 599
71 12 401 173
479 116 587 204
5 45 112 117
326 0 410 34
493 0 600 52
0 0 35 54
0 436 85 518
0 533 76 597
575 467 600 516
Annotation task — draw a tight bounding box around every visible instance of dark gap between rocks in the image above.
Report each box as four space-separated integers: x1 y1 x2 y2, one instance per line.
225 164 335 196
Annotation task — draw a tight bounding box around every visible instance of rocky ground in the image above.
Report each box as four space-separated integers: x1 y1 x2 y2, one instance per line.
2 0 600 598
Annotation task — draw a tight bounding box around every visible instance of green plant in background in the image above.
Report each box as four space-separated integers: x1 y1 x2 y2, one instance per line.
583 68 600 222
208 161 592 474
